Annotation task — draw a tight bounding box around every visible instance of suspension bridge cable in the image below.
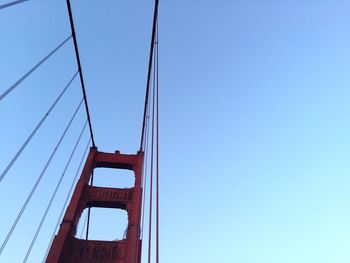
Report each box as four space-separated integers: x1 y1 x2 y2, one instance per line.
22 120 88 263
140 54 154 230
65 0 96 147
140 43 154 237
0 36 72 102
140 0 159 151
0 0 28 10
147 42 157 263
140 75 152 260
79 213 88 239
0 71 79 183
141 108 151 239
0 98 84 255
155 21 160 263
85 170 94 240
42 138 91 263
139 113 150 259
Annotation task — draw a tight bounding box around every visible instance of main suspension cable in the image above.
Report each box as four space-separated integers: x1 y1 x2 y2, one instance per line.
140 0 159 151
0 71 79 183
42 138 91 263
22 120 88 263
66 0 96 147
0 36 72 102
0 98 84 255
0 0 28 10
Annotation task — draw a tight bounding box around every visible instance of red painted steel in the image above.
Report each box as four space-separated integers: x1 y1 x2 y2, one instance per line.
46 148 144 263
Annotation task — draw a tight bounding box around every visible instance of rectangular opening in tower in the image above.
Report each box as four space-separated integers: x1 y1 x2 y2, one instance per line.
92 168 135 189
75 207 128 241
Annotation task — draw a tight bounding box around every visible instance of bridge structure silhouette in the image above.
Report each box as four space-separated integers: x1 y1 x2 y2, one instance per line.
0 1 159 262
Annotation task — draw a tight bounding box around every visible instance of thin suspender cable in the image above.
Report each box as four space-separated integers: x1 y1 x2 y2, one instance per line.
141 113 150 189
0 36 72 102
141 65 153 230
42 139 91 263
141 108 151 239
140 0 159 151
147 45 157 263
66 0 96 148
140 61 153 236
0 98 84 255
139 74 151 262
0 0 28 10
0 71 79 183
79 213 88 239
155 21 160 263
22 121 88 263
85 170 93 240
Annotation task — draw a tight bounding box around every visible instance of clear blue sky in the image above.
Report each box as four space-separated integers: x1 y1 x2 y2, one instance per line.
1 0 350 262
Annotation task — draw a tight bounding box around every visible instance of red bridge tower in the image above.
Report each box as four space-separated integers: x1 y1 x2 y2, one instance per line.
46 148 144 263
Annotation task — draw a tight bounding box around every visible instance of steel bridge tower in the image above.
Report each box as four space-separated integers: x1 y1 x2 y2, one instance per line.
46 0 159 261
46 149 144 263
0 0 159 262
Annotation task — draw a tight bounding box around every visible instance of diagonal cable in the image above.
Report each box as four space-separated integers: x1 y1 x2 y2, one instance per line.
0 71 79 183
0 35 72 102
22 120 88 263
42 138 91 263
0 98 83 255
0 0 28 10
